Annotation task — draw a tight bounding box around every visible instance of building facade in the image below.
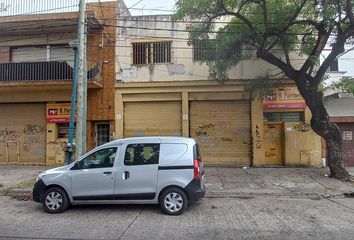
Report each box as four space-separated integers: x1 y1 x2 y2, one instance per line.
321 43 354 167
115 15 322 167
0 1 119 166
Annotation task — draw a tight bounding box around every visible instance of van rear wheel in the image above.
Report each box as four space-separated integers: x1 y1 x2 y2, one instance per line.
159 188 188 215
42 187 69 214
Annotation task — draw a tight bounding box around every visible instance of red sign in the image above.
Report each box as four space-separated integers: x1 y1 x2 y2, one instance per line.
263 87 306 110
263 102 307 110
47 118 71 123
46 103 75 123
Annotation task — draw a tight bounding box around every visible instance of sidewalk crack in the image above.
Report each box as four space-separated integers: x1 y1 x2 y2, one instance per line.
324 198 354 212
117 207 144 240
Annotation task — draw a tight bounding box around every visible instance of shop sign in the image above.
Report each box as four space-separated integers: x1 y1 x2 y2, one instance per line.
263 87 306 110
47 103 75 123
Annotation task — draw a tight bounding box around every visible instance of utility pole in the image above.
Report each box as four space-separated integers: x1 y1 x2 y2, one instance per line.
66 42 78 164
76 0 87 158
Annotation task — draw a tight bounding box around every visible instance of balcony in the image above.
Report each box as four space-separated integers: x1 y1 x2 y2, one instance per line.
0 61 102 88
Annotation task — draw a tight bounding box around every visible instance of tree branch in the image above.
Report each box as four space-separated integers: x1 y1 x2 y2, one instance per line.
266 0 308 51
314 36 346 84
257 49 299 81
300 24 331 75
217 0 261 45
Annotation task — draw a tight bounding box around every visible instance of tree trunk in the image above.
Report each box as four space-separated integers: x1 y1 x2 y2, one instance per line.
296 80 351 181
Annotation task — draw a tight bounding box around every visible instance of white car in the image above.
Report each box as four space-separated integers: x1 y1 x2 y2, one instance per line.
33 137 205 215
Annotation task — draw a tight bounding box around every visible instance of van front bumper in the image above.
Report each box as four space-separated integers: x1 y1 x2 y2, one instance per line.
33 179 46 203
184 179 206 201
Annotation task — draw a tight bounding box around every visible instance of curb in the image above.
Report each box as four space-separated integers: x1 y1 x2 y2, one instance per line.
1 188 32 201
1 189 351 201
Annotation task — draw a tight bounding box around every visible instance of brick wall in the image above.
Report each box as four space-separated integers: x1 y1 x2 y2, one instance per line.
86 2 117 149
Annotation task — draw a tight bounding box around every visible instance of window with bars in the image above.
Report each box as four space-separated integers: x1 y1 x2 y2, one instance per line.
57 123 75 139
329 59 339 72
264 112 304 122
193 40 216 61
95 122 110 147
193 40 242 61
132 41 172 65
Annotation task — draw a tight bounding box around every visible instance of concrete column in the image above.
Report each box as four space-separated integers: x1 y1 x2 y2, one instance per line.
182 91 189 137
115 91 124 139
251 98 264 166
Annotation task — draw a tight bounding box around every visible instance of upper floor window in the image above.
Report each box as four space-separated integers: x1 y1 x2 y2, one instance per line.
193 40 216 61
330 59 339 72
192 40 242 61
132 41 171 65
11 45 74 66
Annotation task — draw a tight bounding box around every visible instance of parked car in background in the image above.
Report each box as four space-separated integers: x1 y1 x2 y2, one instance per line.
33 137 205 215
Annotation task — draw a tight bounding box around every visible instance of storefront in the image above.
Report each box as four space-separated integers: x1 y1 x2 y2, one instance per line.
0 103 46 164
253 87 322 167
45 103 73 166
116 81 252 166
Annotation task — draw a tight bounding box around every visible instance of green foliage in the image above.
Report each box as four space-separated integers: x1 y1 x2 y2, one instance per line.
244 76 278 100
334 77 354 94
175 0 354 84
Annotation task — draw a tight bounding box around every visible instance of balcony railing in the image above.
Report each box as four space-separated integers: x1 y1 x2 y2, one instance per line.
0 61 100 82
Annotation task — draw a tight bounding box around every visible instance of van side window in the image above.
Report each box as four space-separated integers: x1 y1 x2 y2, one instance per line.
124 144 160 165
81 147 117 169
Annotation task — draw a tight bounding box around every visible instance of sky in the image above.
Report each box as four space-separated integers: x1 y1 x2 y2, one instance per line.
0 0 176 17
123 0 176 15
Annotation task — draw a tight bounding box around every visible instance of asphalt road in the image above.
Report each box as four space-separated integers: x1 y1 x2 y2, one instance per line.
1 196 354 240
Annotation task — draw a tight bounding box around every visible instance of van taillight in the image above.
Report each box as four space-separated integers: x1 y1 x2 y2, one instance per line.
194 159 201 180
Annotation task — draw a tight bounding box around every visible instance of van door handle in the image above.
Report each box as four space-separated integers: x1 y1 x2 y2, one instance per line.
123 171 130 180
103 171 112 175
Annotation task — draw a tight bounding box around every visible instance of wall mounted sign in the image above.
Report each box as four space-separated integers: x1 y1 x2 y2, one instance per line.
46 103 75 123
263 87 306 110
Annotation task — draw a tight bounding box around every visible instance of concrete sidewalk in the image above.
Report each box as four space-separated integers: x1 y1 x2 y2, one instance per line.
206 167 354 198
0 164 354 199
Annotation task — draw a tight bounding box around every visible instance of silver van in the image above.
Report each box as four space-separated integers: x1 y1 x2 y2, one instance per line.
33 137 205 215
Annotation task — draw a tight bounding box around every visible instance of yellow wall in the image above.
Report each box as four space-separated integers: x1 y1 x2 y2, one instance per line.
251 99 265 166
46 123 66 166
284 122 322 167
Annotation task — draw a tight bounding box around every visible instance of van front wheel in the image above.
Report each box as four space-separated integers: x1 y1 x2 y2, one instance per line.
159 188 188 215
42 187 69 214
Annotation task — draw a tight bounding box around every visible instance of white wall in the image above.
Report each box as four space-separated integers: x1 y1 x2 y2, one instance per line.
116 15 306 83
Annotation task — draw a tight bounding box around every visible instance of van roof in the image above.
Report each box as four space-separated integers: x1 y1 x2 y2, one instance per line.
101 136 196 147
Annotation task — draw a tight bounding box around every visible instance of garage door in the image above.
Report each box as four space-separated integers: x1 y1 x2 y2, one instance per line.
0 103 46 164
124 102 182 137
190 100 251 166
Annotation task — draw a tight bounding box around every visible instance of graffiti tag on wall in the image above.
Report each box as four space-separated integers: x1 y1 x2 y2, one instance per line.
0 128 18 142
294 122 311 132
22 124 45 152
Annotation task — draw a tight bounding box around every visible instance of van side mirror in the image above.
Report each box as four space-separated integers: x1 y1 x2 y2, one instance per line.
71 161 81 170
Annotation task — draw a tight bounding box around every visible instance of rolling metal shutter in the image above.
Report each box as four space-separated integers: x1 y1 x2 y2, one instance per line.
123 102 182 137
190 100 251 166
0 103 46 164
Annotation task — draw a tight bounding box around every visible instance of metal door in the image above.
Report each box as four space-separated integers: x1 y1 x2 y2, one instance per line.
263 123 283 165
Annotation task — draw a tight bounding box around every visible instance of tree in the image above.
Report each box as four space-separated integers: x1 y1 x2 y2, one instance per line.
176 0 354 180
